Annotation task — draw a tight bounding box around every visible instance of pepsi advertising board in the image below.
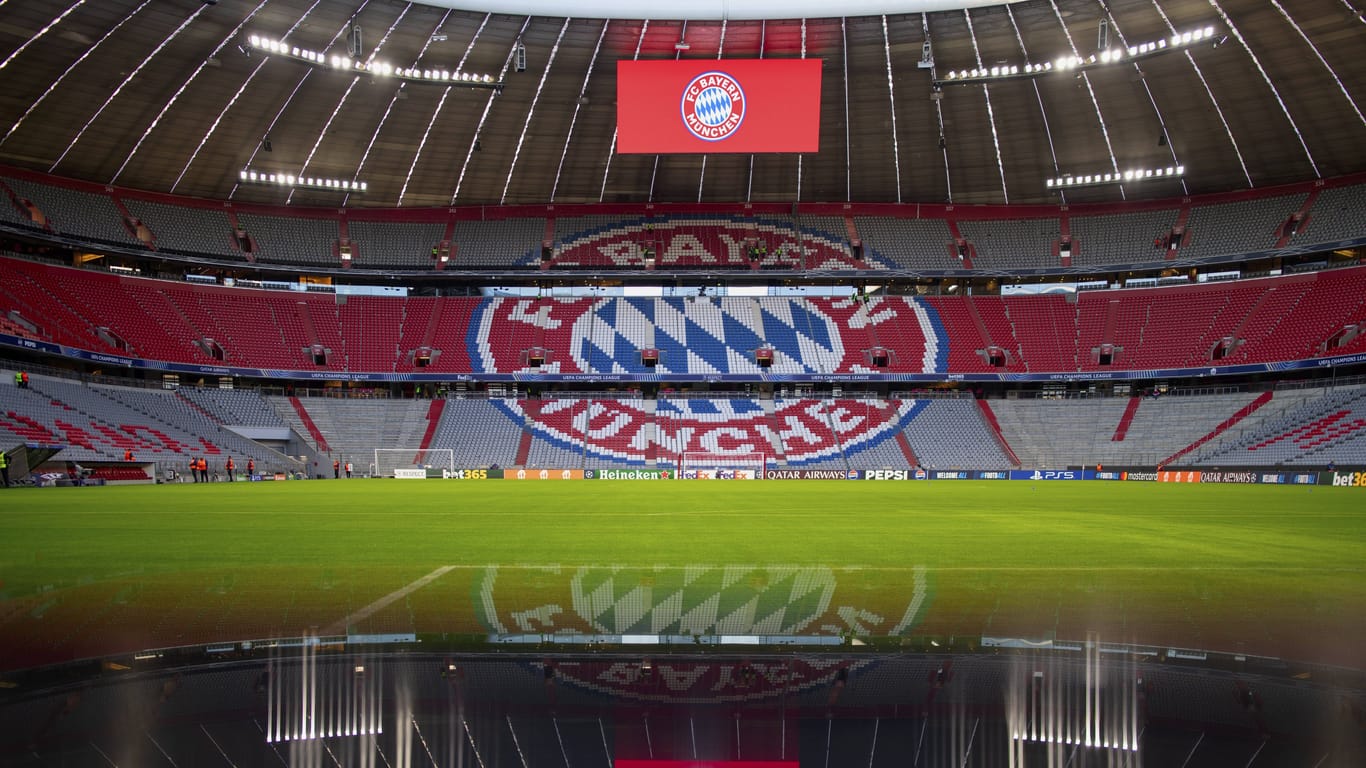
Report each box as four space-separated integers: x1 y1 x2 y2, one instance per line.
617 59 822 153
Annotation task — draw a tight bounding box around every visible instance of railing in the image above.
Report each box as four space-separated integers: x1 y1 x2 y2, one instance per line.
1275 373 1366 391
890 389 972 400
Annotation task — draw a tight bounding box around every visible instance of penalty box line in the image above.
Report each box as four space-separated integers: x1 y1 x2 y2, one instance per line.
323 562 1359 633
323 565 457 636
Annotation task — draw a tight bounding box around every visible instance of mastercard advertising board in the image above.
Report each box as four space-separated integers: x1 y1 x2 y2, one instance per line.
617 59 822 154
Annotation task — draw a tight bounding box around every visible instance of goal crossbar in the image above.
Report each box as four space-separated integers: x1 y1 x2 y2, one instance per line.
677 451 768 478
372 447 455 477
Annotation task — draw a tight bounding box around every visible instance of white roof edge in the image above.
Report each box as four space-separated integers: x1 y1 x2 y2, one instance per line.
408 0 1020 22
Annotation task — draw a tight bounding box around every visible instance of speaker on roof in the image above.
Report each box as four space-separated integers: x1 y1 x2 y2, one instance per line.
349 24 362 58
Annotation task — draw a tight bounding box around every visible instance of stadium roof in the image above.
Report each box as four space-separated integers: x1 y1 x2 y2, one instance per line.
407 0 1024 22
0 0 1362 208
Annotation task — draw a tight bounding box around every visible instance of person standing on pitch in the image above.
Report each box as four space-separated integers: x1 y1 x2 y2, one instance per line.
345 461 353 479
226 456 235 482
333 458 340 479
247 458 255 477
0 449 9 487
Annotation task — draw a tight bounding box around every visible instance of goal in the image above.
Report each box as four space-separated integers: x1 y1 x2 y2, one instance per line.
372 448 455 478
677 451 768 479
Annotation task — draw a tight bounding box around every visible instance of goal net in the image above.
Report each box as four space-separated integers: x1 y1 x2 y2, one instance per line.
677 451 767 479
372 448 455 478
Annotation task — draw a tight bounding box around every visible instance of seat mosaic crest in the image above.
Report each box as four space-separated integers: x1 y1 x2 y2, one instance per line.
537 217 893 270
468 295 947 376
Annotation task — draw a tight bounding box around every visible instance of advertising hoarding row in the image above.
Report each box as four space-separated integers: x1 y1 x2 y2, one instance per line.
1158 469 1334 485
389 466 1363 486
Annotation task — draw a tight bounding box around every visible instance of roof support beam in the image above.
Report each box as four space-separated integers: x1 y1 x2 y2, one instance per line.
842 17 851 202
1004 4 1064 203
288 4 413 204
452 17 530 203
1270 0 1365 128
50 4 210 173
1046 0 1121 197
925 14 952 203
111 0 273 185
963 9 1008 203
551 20 609 201
230 1 375 200
1206 0 1319 178
348 9 455 205
503 18 572 204
599 21 649 203
1090 1 1188 197
2 0 155 148
881 16 903 203
1148 0 1251 189
399 13 489 205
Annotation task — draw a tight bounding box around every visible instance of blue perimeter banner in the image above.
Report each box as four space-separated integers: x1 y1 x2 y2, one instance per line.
3 332 1364 384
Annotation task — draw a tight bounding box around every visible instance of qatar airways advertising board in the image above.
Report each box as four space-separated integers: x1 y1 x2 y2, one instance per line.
617 59 822 153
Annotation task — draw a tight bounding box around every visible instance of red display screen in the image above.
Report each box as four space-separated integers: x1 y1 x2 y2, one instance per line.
616 762 799 768
616 59 821 154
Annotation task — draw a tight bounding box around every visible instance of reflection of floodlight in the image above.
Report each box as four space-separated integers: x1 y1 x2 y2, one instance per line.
354 664 365 675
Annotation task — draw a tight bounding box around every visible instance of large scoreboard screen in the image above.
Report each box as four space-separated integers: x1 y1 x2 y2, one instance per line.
617 59 821 154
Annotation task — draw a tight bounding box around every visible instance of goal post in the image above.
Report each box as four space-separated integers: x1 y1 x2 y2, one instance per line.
372 448 455 478
677 451 768 479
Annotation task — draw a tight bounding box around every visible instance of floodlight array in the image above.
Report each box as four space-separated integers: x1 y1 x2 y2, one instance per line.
239 169 367 192
1047 166 1185 189
247 34 501 88
939 26 1217 85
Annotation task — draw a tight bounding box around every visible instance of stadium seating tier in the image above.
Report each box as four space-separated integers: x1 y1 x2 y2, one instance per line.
4 255 1366 376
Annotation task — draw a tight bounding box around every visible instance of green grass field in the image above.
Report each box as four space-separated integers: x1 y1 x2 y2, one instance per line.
0 480 1362 670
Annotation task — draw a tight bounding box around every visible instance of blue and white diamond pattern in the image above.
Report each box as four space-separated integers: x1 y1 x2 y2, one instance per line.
569 565 837 636
694 86 733 127
569 297 847 375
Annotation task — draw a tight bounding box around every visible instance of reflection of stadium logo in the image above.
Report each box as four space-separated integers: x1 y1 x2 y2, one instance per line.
477 563 933 641
542 658 862 704
681 71 745 141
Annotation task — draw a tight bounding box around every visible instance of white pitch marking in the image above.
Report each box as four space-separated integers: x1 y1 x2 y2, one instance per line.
323 565 456 635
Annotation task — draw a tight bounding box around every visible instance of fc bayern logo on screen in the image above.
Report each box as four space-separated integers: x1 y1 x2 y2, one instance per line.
681 71 746 141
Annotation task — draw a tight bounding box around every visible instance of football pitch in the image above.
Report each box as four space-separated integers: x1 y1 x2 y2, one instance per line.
0 480 1362 671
